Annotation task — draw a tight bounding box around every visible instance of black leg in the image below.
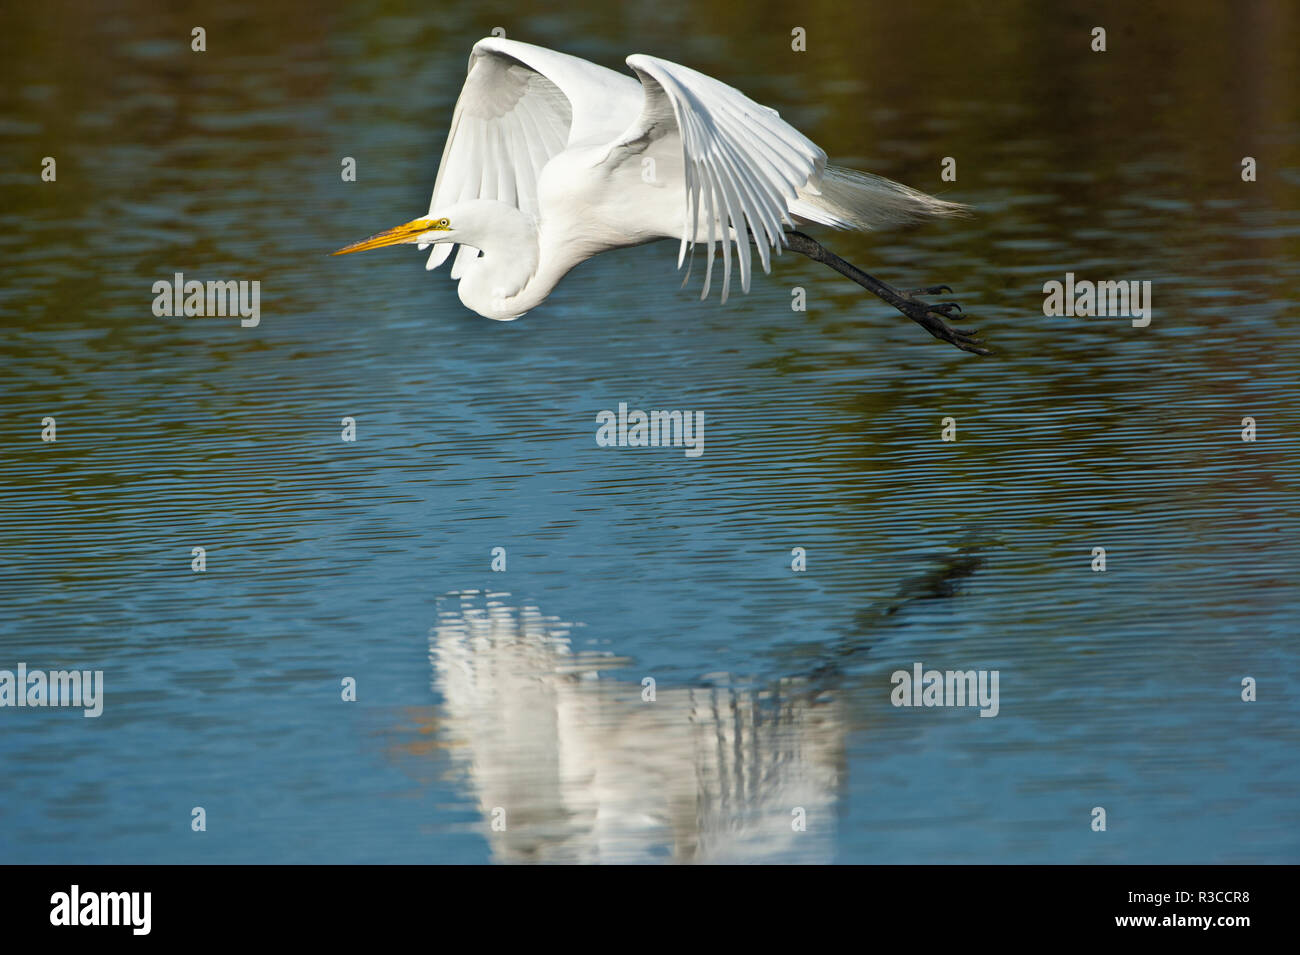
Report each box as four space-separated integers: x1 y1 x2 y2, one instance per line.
784 231 990 356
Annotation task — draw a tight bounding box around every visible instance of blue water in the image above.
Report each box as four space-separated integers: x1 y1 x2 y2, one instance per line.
1 0 1297 863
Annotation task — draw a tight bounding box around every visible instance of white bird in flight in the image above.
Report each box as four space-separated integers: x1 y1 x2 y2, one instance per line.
334 37 988 355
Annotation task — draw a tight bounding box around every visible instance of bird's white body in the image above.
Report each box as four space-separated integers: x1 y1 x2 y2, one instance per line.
337 38 966 322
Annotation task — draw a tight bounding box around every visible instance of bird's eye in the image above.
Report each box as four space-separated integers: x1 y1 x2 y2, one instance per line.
434 218 450 229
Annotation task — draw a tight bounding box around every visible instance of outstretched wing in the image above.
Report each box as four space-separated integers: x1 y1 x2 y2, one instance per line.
425 37 640 276
616 54 826 302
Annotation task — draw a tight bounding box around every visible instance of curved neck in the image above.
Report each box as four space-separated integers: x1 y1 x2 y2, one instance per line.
454 206 578 321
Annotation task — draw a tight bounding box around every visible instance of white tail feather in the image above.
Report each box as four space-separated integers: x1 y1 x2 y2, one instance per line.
789 165 970 232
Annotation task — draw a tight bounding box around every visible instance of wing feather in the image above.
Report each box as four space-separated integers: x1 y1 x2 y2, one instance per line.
618 54 825 300
423 37 640 272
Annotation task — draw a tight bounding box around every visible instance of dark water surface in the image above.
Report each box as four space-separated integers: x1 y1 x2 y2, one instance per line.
1 0 1297 862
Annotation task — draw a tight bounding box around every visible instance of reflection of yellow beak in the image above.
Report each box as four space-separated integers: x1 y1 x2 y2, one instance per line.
331 217 440 255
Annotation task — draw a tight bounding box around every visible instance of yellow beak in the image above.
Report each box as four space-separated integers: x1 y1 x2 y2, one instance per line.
331 217 440 255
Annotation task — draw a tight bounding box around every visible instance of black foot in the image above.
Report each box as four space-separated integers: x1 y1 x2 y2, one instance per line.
897 290 990 356
783 231 991 356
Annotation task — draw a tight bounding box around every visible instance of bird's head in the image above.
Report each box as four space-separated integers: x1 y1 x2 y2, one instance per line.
331 215 455 256
331 200 532 259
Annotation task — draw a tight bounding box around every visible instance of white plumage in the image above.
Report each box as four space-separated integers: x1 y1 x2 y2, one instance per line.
335 37 971 334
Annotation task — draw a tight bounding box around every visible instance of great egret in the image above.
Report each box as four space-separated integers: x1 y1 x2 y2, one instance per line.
334 37 988 355
427 592 842 862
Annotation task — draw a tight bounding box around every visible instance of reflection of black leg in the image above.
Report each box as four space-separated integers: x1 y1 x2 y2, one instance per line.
821 546 987 677
785 231 990 356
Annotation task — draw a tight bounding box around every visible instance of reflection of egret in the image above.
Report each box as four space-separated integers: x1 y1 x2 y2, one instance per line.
425 592 844 864
333 37 987 354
